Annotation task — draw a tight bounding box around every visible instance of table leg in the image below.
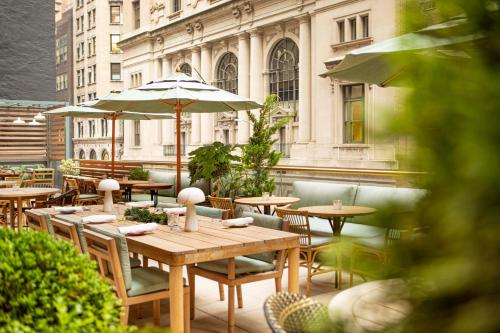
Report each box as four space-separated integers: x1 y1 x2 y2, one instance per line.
9 199 15 229
169 265 185 333
328 217 341 236
263 206 271 215
17 198 23 229
288 246 300 293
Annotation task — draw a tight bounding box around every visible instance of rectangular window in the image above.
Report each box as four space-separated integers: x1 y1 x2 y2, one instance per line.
343 84 365 144
349 17 357 40
110 63 121 80
173 0 181 12
101 119 108 136
92 37 96 55
110 5 121 23
89 120 96 137
87 10 92 29
93 64 96 83
337 20 345 43
133 1 140 29
88 65 93 84
110 34 121 52
361 15 369 38
134 120 141 146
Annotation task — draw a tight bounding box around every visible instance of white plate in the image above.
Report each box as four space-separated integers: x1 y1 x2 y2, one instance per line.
57 207 78 214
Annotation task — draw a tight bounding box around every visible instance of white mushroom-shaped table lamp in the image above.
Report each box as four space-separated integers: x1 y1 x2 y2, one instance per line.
177 187 205 232
98 179 120 212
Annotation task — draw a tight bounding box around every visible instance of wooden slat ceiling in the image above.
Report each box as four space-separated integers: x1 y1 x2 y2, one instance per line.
0 104 66 164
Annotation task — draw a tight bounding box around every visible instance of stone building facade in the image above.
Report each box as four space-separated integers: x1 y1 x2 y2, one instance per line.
71 0 125 161
120 0 401 169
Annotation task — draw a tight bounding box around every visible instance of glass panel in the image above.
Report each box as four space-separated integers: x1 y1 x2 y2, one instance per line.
351 101 363 121
110 6 121 24
351 85 363 98
111 34 121 52
111 63 121 80
352 122 364 142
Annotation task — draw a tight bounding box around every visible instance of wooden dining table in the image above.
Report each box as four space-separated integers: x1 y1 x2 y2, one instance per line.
39 204 300 333
234 196 300 215
299 205 376 236
0 187 60 228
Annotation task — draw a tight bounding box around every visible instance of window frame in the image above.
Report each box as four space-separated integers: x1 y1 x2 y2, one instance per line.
133 1 141 29
133 120 141 146
337 20 345 43
269 38 299 109
342 84 366 144
110 63 121 81
110 5 121 24
361 15 369 38
110 34 121 53
215 52 238 94
349 17 357 40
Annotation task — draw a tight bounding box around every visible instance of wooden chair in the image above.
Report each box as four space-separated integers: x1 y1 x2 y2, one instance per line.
66 179 101 205
40 189 78 208
208 196 235 219
0 201 8 227
83 228 190 328
5 176 22 186
31 169 55 187
51 218 83 253
275 207 341 296
188 212 287 333
25 209 52 233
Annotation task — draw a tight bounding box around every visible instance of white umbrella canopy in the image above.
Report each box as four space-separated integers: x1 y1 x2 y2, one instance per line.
323 16 482 87
44 104 173 178
94 70 262 194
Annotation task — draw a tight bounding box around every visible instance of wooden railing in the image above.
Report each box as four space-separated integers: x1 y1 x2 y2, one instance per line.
78 160 143 178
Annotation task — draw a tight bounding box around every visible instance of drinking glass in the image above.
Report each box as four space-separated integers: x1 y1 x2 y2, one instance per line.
167 213 181 231
333 199 343 210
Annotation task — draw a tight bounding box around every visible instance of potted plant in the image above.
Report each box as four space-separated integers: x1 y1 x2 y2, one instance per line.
58 159 80 176
128 167 150 181
240 94 291 196
188 141 240 197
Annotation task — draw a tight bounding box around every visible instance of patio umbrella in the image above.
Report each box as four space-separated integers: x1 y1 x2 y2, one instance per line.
322 16 482 87
94 70 261 194
44 105 173 178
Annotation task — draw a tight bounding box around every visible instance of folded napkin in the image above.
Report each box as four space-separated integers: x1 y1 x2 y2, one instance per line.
126 201 154 208
82 215 116 224
54 206 83 212
118 223 158 235
163 207 187 215
222 217 254 227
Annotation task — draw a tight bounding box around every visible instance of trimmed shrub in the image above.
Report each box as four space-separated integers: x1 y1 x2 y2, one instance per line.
0 229 123 332
128 168 150 181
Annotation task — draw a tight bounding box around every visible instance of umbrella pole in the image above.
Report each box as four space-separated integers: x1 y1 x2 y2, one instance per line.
175 100 182 196
111 113 116 179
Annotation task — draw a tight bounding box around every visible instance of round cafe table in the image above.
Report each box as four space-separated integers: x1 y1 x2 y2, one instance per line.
234 196 300 215
0 187 60 228
133 183 173 207
117 180 149 202
298 205 376 236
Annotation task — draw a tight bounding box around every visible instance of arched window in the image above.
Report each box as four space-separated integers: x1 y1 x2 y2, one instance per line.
89 149 97 160
79 149 85 160
101 150 110 160
215 52 238 94
179 63 192 76
269 38 299 107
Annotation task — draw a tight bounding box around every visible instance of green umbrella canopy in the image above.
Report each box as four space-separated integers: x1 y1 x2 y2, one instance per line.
322 16 482 87
93 72 261 113
43 105 174 120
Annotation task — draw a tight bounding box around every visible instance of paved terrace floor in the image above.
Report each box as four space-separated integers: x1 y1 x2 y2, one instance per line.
130 264 361 332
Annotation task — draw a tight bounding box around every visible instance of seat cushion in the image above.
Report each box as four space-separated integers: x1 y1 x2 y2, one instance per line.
196 205 223 219
131 193 177 204
197 256 275 275
290 181 357 209
127 267 186 297
149 171 176 197
79 194 100 199
310 235 338 247
87 226 132 290
129 257 142 268
242 212 283 263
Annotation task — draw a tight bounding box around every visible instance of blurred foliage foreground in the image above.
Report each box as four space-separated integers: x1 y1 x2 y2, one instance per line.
353 1 500 333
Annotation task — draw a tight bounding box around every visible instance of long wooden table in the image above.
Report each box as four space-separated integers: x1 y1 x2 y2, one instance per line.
40 204 300 332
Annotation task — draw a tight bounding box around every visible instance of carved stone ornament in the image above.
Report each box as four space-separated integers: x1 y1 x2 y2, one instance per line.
194 20 203 31
186 23 194 34
243 1 253 14
156 36 164 45
232 7 241 18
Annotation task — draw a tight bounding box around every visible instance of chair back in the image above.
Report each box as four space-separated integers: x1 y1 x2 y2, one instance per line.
275 208 311 247
32 169 54 186
66 179 79 192
21 180 34 187
83 229 128 299
45 189 78 207
55 214 87 252
208 196 235 219
5 177 22 186
51 218 83 253
25 210 53 233
195 205 224 219
32 183 53 188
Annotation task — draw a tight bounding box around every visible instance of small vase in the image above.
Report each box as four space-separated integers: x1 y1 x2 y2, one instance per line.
184 203 198 232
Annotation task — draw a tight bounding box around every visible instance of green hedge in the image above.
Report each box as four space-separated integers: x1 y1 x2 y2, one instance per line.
0 229 123 332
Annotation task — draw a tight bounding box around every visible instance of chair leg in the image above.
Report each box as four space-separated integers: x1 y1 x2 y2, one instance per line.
228 284 235 333
158 262 164 270
275 277 282 293
218 282 225 301
153 299 161 326
143 256 149 268
236 285 243 309
184 289 190 333
188 267 196 320
121 305 130 325
306 251 313 297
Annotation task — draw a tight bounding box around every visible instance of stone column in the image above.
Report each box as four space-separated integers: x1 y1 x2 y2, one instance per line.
298 15 311 143
200 43 214 144
162 55 175 145
190 47 201 145
155 57 163 80
249 29 264 133
237 32 250 144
